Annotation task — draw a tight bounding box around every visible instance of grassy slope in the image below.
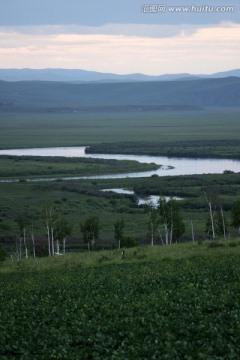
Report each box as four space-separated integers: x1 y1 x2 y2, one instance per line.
1 243 240 359
0 77 240 107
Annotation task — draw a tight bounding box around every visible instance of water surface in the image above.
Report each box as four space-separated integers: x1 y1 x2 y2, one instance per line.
0 146 239 180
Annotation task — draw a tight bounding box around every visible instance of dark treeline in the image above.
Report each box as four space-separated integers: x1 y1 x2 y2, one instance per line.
86 140 240 159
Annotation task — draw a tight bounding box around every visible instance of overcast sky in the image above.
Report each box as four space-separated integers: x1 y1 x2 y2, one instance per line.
0 0 239 74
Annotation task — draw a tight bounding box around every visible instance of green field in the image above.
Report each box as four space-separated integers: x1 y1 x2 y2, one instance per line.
1 243 240 359
1 107 240 358
0 156 158 179
1 172 240 251
0 107 240 249
1 109 240 149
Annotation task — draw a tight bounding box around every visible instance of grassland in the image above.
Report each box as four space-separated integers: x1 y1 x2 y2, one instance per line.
1 243 240 359
1 107 240 358
1 172 240 251
0 108 240 150
0 156 158 179
0 108 240 249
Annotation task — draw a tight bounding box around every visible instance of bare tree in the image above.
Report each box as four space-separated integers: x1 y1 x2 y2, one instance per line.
43 204 58 256
203 188 216 240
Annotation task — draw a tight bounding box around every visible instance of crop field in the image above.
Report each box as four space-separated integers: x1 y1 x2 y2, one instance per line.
1 244 240 359
0 108 240 150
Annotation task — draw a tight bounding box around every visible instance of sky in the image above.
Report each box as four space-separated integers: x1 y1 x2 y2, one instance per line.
0 0 239 75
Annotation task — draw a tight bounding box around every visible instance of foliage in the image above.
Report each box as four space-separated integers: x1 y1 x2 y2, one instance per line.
205 212 228 238
80 216 100 250
144 203 159 245
114 218 125 249
158 196 185 244
121 236 139 248
1 252 240 359
231 199 240 231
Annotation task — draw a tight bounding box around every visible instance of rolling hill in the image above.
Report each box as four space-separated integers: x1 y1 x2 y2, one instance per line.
0 68 239 82
0 76 239 112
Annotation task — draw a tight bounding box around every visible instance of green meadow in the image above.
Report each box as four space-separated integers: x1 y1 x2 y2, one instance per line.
0 108 240 247
1 108 240 149
1 243 240 359
1 107 240 359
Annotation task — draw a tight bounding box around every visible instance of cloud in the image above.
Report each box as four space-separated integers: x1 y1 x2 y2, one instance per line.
0 23 239 74
0 23 202 38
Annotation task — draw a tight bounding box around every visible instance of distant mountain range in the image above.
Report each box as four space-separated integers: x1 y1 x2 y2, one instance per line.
0 68 239 83
0 76 239 111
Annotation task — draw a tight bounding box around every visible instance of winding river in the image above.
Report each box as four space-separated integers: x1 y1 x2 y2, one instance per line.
0 146 240 181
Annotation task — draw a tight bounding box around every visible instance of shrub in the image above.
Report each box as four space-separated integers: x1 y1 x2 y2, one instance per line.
121 237 139 248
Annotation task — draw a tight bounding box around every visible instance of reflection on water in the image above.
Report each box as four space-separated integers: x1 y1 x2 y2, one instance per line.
102 188 134 195
101 188 183 208
0 146 240 179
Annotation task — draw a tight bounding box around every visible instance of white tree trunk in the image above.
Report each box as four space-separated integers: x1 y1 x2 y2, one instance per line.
55 240 60 255
220 206 226 239
191 221 195 243
30 224 36 258
158 229 164 246
209 202 215 239
51 227 54 256
46 223 51 256
63 238 66 254
164 223 168 246
23 228 28 259
204 191 215 240
150 220 154 246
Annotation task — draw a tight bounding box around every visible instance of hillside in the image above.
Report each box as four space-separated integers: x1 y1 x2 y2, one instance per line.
0 68 240 82
0 77 240 111
1 243 240 359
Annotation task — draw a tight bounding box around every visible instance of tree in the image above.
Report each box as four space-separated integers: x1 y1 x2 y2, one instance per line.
205 212 226 238
114 218 125 249
231 199 240 233
144 203 159 246
203 188 216 240
43 204 58 256
204 189 228 239
158 196 185 245
55 217 72 255
16 216 28 259
81 216 100 251
29 223 36 258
